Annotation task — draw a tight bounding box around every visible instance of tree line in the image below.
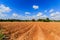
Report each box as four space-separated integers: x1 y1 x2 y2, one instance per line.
0 18 60 22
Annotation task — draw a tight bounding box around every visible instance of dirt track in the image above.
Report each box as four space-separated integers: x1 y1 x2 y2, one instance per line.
0 22 60 40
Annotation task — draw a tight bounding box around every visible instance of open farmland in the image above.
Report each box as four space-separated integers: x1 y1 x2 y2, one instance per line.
0 22 60 40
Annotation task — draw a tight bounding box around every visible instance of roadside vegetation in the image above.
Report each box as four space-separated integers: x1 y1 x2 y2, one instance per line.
0 25 10 40
0 32 4 40
0 25 5 40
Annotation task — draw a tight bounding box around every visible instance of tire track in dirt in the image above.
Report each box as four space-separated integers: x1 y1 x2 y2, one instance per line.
0 22 60 40
38 22 60 40
35 23 45 40
5 22 34 40
16 23 36 40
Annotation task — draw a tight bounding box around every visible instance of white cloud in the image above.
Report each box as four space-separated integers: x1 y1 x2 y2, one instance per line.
0 13 7 17
0 4 11 13
33 5 39 9
50 12 60 20
11 13 26 20
50 12 60 17
37 12 42 16
9 12 48 20
9 13 21 19
50 13 55 17
0 4 11 19
29 12 47 20
42 15 47 18
49 9 54 13
25 12 30 15
0 13 7 19
12 13 19 17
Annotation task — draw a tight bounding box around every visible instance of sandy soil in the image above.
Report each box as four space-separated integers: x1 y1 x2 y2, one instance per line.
0 22 60 40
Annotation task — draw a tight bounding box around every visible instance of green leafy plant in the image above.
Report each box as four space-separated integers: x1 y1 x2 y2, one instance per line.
0 30 5 40
0 25 5 40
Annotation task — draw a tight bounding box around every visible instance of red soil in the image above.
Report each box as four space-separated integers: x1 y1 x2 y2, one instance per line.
0 22 60 40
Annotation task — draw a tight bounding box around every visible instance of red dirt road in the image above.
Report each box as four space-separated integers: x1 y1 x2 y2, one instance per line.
0 22 60 40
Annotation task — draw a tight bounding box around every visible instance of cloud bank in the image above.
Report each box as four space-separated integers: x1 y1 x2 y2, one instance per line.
0 4 60 20
0 4 11 19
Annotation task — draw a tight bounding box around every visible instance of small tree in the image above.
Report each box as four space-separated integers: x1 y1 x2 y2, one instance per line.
46 18 50 22
32 19 35 21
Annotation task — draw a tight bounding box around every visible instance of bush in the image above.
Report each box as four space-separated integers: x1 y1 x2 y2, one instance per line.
0 29 5 40
0 33 5 40
32 19 35 21
45 18 50 22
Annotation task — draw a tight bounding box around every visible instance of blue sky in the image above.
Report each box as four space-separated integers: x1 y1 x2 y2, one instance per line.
0 0 60 20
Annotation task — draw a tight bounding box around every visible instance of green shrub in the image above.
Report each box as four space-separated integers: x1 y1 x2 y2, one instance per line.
32 19 35 21
0 30 5 40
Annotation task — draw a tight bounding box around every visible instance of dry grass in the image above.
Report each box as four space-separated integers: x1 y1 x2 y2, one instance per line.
0 22 60 40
